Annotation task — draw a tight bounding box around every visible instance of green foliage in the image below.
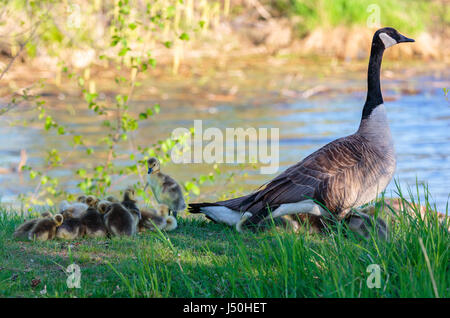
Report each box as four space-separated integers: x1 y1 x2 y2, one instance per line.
272 0 437 36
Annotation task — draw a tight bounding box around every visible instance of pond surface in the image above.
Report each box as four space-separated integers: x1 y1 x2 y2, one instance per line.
1 63 449 213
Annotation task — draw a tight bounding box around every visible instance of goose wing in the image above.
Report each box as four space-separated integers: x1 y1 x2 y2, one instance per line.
242 134 381 223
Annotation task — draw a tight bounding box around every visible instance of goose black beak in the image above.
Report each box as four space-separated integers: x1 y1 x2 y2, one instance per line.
147 167 152 174
398 34 415 43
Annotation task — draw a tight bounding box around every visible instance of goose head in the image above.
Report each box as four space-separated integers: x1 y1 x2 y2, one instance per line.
374 27 414 50
147 157 161 175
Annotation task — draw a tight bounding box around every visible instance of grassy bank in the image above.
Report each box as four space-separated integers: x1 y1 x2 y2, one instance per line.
1 188 448 298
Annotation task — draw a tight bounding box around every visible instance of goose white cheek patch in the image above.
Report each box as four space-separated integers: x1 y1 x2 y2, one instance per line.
379 33 397 48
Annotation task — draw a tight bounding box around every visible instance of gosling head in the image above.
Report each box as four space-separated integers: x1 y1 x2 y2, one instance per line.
374 27 414 50
85 195 99 208
124 187 136 201
54 214 64 227
97 200 112 214
77 195 87 203
147 157 160 175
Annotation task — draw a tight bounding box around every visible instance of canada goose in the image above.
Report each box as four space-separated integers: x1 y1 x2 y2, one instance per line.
13 212 53 240
80 206 107 238
103 202 138 236
189 28 414 236
77 195 87 203
121 187 142 220
138 204 177 232
146 157 186 218
28 214 64 241
59 200 88 218
56 209 85 240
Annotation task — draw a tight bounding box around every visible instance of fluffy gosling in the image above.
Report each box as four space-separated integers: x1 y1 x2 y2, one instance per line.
146 157 186 218
103 202 139 236
13 212 53 240
80 205 107 238
28 214 64 241
121 187 142 220
138 204 177 232
56 209 85 240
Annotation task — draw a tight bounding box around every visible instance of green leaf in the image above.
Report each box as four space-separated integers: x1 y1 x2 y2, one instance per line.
118 47 131 56
73 135 83 145
30 170 37 180
77 169 87 177
179 32 190 41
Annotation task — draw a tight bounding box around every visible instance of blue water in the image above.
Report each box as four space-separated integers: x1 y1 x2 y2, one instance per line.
0 73 449 213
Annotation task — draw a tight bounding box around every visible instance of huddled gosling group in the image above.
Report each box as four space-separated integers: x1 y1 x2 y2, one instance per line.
15 184 179 242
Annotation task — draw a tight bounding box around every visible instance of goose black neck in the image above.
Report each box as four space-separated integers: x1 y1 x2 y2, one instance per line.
362 43 385 119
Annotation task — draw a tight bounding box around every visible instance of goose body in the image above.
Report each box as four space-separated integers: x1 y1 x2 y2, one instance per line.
189 28 414 232
146 158 186 217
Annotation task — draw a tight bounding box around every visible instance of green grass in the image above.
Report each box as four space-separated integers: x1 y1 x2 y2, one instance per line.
272 0 441 36
0 186 448 298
